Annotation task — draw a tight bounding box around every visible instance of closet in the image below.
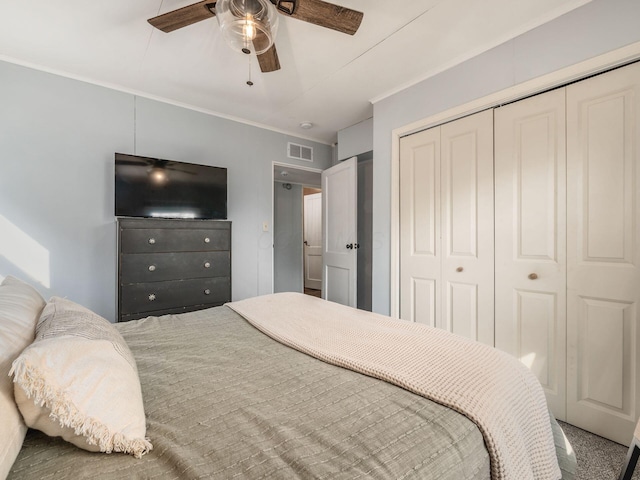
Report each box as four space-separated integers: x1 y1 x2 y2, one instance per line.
398 61 640 444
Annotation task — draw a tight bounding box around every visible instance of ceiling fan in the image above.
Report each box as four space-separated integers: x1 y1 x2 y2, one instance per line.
147 0 364 74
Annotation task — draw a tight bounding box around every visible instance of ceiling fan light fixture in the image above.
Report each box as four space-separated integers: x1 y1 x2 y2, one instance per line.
216 0 279 55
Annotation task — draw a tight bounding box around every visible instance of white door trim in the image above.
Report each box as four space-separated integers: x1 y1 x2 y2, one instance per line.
389 40 640 318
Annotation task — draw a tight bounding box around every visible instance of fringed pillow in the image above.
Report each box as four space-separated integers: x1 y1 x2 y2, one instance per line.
10 296 152 458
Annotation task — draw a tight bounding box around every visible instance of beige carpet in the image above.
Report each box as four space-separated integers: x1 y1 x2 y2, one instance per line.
559 421 638 480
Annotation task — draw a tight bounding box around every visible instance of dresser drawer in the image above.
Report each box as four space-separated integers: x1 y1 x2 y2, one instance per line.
120 277 230 315
119 303 221 322
120 251 230 283
121 227 230 253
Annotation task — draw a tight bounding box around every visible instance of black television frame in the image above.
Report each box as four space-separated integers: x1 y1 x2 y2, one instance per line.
114 153 227 220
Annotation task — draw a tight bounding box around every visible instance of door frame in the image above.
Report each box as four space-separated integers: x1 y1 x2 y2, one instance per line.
389 40 640 319
271 162 323 293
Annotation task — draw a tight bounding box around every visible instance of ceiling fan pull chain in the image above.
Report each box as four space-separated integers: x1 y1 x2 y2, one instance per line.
247 55 254 86
272 0 297 15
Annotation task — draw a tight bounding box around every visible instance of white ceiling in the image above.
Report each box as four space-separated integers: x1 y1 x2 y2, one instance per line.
0 0 590 144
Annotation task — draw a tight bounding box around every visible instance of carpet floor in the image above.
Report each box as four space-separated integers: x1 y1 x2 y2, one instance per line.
559 421 638 480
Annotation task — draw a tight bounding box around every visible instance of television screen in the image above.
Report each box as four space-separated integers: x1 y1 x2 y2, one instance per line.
115 153 227 219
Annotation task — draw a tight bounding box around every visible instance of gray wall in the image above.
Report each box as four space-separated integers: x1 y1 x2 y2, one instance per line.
273 182 303 293
337 118 373 162
371 0 640 315
0 61 332 321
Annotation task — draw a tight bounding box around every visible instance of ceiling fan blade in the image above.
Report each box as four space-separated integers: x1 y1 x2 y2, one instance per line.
148 1 216 33
286 0 363 35
256 43 281 73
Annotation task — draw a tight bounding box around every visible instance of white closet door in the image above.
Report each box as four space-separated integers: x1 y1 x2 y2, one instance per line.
566 62 640 444
399 110 493 342
399 127 441 327
440 110 494 345
494 88 567 420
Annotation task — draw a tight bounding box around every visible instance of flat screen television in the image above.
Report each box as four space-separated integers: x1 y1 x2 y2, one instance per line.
115 153 227 219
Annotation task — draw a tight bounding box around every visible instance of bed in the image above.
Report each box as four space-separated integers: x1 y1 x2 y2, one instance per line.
1 277 576 480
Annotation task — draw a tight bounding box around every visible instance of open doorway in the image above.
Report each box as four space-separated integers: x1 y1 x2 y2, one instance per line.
272 156 373 310
272 163 322 298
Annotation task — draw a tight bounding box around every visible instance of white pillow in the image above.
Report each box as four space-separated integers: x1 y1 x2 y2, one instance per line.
0 276 45 479
11 296 152 458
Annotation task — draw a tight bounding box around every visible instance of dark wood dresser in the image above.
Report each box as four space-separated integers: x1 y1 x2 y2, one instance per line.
117 218 231 322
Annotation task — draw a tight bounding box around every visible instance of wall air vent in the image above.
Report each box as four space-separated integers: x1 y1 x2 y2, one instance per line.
288 142 313 162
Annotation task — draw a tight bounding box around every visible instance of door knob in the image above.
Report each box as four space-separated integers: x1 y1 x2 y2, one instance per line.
456 266 463 272
528 273 538 280
304 240 309 246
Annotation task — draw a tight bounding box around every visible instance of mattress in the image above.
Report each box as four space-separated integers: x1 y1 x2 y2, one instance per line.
8 305 575 479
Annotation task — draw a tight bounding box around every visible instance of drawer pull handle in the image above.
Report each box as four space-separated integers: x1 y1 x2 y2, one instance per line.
456 266 463 273
148 265 156 272
148 238 156 245
204 262 211 268
204 289 211 295
204 237 211 243
148 294 156 301
528 273 538 280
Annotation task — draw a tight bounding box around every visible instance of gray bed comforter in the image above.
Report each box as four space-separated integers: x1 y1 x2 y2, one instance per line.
9 305 575 479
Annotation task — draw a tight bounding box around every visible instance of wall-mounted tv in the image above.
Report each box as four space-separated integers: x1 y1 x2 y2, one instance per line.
115 153 227 220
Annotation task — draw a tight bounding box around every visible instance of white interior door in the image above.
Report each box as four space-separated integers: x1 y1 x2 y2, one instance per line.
322 157 357 306
494 87 567 420
440 110 494 345
303 192 322 290
566 62 640 444
399 110 494 344
399 127 441 327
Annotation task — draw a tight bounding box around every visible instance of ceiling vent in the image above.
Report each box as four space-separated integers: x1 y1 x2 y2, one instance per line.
288 142 313 162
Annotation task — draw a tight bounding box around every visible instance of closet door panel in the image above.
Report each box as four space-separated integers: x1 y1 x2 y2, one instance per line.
567 62 640 444
516 290 558 391
399 128 441 326
441 110 494 345
448 282 478 340
495 88 567 420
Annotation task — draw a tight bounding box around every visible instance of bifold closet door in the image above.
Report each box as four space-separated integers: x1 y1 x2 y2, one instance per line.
440 110 494 345
566 62 640 445
399 127 441 328
399 110 494 345
494 88 567 420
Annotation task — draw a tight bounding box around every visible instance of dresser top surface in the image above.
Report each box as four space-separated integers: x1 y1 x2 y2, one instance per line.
117 217 231 230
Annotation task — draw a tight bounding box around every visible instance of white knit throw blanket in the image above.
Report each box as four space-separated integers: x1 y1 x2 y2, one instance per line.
227 293 561 480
